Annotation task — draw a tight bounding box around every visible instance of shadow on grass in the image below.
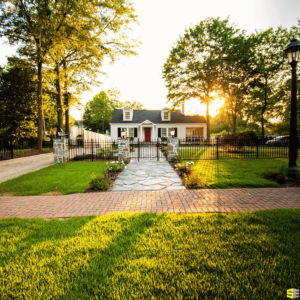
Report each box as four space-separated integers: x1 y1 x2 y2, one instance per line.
0 216 95 267
62 212 166 299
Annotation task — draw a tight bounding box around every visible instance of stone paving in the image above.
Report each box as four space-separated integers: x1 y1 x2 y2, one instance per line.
112 160 185 191
0 188 299 219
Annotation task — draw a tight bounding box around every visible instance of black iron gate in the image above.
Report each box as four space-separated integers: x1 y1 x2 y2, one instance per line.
129 139 168 161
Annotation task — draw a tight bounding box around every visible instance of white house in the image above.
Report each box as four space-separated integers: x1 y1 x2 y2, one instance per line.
110 105 207 141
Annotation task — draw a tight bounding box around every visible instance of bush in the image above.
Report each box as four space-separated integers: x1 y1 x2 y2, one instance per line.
221 132 255 151
161 147 167 155
169 154 182 163
89 172 112 190
287 168 300 181
175 163 186 172
182 173 205 189
96 149 105 157
107 160 125 173
123 158 130 165
275 175 286 184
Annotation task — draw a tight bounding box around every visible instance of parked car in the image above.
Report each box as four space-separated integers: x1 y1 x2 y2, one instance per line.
265 135 300 147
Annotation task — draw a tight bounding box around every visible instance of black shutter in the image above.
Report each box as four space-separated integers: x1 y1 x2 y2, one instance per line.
158 128 161 138
118 128 121 138
174 128 178 137
134 128 138 137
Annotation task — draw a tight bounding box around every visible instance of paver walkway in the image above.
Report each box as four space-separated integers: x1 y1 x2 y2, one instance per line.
112 160 185 191
0 153 54 183
0 188 299 219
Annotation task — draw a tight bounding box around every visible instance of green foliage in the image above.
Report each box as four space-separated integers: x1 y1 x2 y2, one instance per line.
182 172 206 188
107 161 125 173
169 154 182 163
121 100 144 110
89 172 112 191
123 158 130 165
1 210 300 299
0 57 38 135
0 162 108 195
0 0 139 147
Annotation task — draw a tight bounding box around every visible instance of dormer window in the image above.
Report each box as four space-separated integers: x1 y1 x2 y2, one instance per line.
123 107 133 121
125 112 130 120
161 107 170 121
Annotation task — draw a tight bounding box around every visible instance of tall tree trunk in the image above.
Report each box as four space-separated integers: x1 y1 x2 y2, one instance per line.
56 63 63 136
261 78 268 144
63 61 70 138
37 61 43 150
206 102 210 139
232 112 236 134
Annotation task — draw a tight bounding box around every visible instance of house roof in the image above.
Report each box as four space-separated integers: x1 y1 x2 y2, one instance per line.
73 120 82 126
110 110 206 124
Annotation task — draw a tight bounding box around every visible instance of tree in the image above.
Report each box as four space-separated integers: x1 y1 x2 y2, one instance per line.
83 89 122 133
121 100 144 109
0 0 138 147
163 18 243 138
244 27 290 140
0 57 37 135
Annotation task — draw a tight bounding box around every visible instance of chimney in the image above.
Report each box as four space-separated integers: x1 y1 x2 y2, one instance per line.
181 102 185 115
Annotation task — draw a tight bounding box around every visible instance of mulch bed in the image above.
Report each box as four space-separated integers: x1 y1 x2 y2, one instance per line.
84 170 121 193
168 161 209 189
262 175 300 188
13 149 53 159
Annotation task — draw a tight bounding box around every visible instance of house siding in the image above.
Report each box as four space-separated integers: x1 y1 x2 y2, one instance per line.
110 123 207 140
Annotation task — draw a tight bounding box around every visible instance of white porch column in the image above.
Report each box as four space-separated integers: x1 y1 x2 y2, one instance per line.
140 126 143 140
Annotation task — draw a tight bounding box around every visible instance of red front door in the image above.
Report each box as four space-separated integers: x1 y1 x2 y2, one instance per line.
145 129 151 141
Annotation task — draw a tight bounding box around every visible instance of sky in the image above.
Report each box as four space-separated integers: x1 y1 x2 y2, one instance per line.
1 0 300 120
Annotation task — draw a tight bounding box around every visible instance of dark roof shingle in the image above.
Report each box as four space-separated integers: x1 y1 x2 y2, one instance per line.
110 110 206 124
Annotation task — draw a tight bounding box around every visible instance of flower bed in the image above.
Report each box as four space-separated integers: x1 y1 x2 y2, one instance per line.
169 160 207 189
263 165 300 188
84 157 130 193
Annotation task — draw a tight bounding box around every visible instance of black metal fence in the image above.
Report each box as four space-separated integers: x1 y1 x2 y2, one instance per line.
68 139 118 162
67 139 168 161
64 137 299 162
0 135 53 161
178 137 299 160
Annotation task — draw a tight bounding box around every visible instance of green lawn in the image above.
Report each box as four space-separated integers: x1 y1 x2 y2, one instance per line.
0 210 300 299
179 148 292 159
187 158 291 189
0 162 108 196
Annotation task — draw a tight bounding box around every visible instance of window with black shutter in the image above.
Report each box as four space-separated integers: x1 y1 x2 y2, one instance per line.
118 128 121 138
134 128 138 137
174 128 178 137
158 128 161 137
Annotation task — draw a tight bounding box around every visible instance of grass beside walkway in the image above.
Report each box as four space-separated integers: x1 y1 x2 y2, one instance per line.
188 158 290 189
0 210 299 299
0 162 108 196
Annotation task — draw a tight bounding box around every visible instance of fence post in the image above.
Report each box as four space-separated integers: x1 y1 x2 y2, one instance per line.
91 139 94 162
257 136 259 159
216 137 219 160
10 135 13 159
157 138 159 161
138 138 140 161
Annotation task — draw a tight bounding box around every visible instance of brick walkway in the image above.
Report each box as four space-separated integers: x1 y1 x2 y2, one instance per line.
0 188 299 219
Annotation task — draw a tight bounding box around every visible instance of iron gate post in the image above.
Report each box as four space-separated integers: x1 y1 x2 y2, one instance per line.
257 136 259 159
157 138 159 161
138 138 140 161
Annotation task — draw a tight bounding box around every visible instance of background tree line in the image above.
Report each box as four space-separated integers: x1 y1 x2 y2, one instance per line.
0 0 139 149
163 17 300 139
